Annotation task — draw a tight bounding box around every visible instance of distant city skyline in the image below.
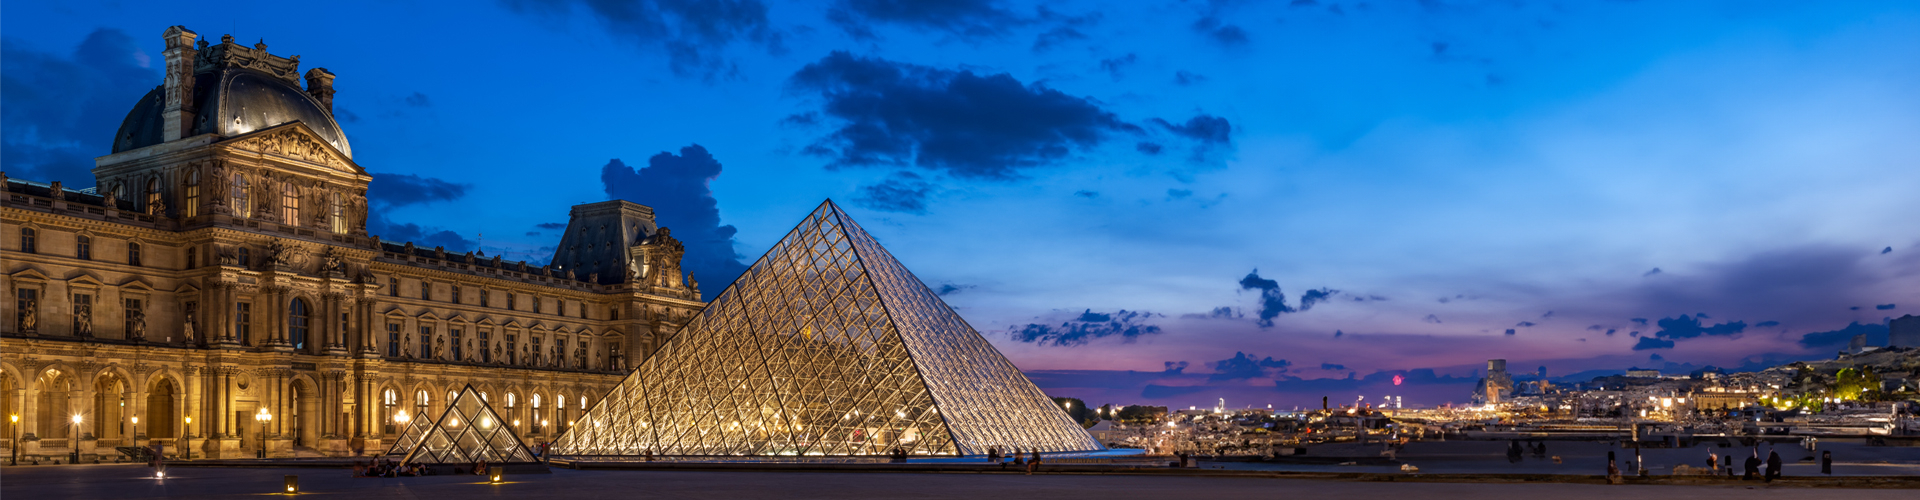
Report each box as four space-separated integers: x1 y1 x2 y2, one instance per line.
4 0 1917 409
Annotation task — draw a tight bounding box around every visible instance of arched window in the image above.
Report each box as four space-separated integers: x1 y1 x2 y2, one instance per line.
145 178 161 215
557 393 570 433
531 394 543 433
231 174 250 218
329 192 345 234
113 183 127 208
282 183 299 224
415 390 430 418
288 298 310 351
382 389 399 433
184 169 200 217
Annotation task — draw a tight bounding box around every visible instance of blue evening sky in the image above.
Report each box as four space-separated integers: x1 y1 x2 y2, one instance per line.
6 0 1918 409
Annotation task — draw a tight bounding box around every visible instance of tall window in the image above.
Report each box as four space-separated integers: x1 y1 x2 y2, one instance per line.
557 338 569 368
282 183 299 224
451 328 464 361
235 302 252 345
532 337 543 365
609 342 622 371
16 289 39 333
506 334 517 365
557 395 570 433
530 394 542 433
418 326 432 359
19 228 35 254
329 192 345 234
421 282 431 301
237 247 250 268
506 292 516 311
289 298 310 351
128 242 142 267
506 393 518 429
76 235 92 260
386 323 401 357
451 286 462 305
186 248 197 269
479 329 492 363
124 298 143 339
382 389 398 434
145 178 161 215
579 302 587 319
415 390 429 420
388 277 399 297
231 174 249 218
184 169 200 217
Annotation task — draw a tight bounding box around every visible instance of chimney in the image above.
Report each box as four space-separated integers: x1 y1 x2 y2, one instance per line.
304 68 336 113
160 26 199 142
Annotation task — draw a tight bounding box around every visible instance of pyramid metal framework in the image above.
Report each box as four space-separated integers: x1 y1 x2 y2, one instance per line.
384 385 539 464
550 201 1101 457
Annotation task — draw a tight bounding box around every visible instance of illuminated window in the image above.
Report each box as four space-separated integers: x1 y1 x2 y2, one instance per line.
184 169 200 217
329 192 345 234
145 178 161 215
231 174 249 218
282 183 299 224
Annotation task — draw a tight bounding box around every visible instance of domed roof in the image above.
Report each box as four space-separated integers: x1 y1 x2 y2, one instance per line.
113 68 352 157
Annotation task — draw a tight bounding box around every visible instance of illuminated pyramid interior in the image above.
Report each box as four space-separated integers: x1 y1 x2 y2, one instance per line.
385 384 538 464
551 200 1100 456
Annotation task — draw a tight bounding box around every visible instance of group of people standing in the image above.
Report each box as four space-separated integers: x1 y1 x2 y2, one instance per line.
984 447 1044 475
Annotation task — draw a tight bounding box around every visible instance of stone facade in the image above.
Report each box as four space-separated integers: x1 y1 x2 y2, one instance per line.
0 26 704 461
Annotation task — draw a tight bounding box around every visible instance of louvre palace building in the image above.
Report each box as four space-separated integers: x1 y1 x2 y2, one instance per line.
0 26 707 460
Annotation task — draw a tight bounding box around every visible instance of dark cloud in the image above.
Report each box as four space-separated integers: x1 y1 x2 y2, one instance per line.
535 222 568 230
1 28 157 185
934 283 975 296
363 172 477 252
1030 26 1087 52
1755 320 1781 328
1180 306 1242 320
827 0 1023 40
1541 310 1555 318
503 0 783 79
1644 267 1663 277
1173 70 1208 86
1098 53 1137 81
1633 337 1675 350
1319 363 1346 371
1884 246 1894 254
1651 314 1746 340
1298 288 1339 311
1623 246 1903 338
1072 190 1099 199
368 173 470 208
1163 361 1190 374
1136 142 1164 155
1209 352 1291 381
1515 321 1536 327
853 170 935 214
1876 304 1896 310
1505 328 1516 335
789 51 1141 181
1431 41 1449 56
1238 269 1292 328
1153 114 1233 146
1009 309 1164 347
1606 329 1618 335
1423 314 1443 324
600 145 748 300
1190 16 1249 47
1631 318 1649 326
1798 322 1889 349
404 92 431 107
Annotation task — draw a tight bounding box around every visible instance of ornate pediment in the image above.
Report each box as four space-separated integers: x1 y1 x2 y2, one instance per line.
224 123 358 174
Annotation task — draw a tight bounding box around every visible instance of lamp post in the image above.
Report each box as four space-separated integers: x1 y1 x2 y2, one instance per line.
255 409 272 459
182 416 192 460
10 414 18 466
70 414 83 464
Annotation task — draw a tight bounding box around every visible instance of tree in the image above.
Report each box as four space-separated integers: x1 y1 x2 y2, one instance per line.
1050 397 1096 427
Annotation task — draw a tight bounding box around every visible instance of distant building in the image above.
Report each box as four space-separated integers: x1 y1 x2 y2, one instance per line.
1625 368 1661 378
1891 315 1920 348
1472 359 1512 404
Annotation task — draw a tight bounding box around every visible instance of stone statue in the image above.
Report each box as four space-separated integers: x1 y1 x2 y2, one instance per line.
49 181 64 200
131 310 147 340
102 186 118 208
322 249 343 276
266 240 290 267
182 309 196 343
18 296 36 332
587 272 599 283
434 337 444 359
74 300 93 336
149 197 168 217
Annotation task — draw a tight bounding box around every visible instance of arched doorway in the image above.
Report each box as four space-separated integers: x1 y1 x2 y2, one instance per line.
35 370 73 439
146 379 176 442
289 379 319 450
93 373 128 444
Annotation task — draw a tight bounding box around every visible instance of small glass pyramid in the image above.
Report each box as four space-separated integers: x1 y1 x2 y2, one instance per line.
550 200 1101 457
383 384 539 464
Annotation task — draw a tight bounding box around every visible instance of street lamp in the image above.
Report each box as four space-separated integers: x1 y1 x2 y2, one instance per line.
182 416 192 460
255 409 272 459
10 414 18 465
71 414 83 464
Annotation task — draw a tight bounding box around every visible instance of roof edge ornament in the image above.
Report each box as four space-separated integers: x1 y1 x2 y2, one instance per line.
196 33 301 84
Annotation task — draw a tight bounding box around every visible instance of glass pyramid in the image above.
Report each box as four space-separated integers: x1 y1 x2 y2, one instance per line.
384 384 539 464
550 200 1101 457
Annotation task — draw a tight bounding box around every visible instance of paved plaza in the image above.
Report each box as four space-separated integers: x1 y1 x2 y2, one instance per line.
3 464 1915 500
